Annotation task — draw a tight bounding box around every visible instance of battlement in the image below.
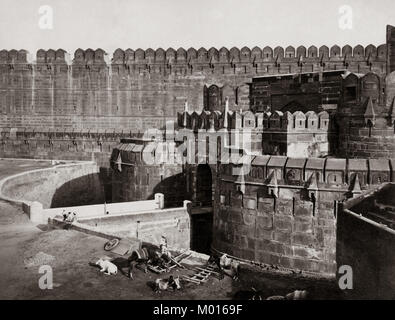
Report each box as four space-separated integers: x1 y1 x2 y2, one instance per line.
1 25 395 166
260 110 332 132
0 44 388 67
220 155 395 194
177 108 332 132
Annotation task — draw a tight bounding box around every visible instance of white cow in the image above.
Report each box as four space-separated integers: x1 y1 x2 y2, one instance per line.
95 258 118 275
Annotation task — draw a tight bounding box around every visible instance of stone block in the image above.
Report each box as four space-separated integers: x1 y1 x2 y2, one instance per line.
273 231 292 245
292 257 321 273
291 232 315 246
239 249 255 261
257 198 275 214
256 215 273 230
278 256 295 269
273 216 293 231
244 198 257 210
294 202 313 217
270 242 293 256
242 211 256 226
256 229 274 240
292 246 323 260
293 220 313 233
247 237 257 250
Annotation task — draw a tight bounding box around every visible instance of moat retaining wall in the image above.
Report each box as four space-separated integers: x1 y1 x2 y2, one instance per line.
77 203 191 250
0 161 104 209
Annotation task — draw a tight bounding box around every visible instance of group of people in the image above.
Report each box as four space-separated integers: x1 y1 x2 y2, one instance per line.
62 210 77 223
108 236 174 280
93 236 243 294
93 236 182 292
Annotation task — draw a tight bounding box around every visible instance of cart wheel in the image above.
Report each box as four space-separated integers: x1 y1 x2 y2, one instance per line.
104 238 120 251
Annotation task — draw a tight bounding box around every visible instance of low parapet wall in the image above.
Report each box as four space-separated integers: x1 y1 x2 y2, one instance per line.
0 161 104 222
44 193 164 220
76 200 190 250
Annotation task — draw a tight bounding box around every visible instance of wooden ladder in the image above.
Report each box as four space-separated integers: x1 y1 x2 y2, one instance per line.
182 264 220 284
147 251 191 274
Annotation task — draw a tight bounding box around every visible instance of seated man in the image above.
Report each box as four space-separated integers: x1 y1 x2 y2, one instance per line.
220 254 240 280
159 244 171 262
208 253 240 280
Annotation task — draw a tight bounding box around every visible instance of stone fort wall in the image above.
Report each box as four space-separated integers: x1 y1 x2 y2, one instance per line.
0 43 390 162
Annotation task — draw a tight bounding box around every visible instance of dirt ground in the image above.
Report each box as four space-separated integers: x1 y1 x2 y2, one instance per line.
0 200 236 300
0 159 343 300
0 199 344 300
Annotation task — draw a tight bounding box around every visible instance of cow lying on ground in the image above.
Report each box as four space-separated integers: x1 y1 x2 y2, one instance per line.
95 258 118 275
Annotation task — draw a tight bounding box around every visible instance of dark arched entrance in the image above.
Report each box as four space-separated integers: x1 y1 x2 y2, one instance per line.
191 164 213 254
196 164 213 206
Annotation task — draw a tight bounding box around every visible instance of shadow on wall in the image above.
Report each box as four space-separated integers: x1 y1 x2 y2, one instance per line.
0 163 106 209
99 167 113 203
50 173 106 208
149 173 187 208
337 208 395 299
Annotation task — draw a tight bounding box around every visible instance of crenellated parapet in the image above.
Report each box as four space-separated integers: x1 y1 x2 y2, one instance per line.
259 110 334 157
177 102 335 158
35 49 70 64
340 71 385 112
72 48 108 65
0 49 30 64
177 105 332 131
0 44 389 75
108 45 387 65
336 70 395 124
259 110 331 132
219 155 395 197
335 70 395 158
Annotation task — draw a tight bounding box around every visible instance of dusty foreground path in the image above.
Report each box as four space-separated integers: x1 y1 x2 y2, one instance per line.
0 200 235 300
0 200 342 300
0 159 233 300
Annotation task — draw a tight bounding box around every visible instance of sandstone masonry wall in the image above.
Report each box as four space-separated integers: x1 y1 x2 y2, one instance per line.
0 43 389 162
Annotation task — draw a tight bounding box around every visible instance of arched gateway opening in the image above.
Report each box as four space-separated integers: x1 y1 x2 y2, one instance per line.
191 164 213 254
